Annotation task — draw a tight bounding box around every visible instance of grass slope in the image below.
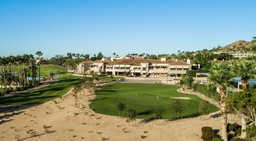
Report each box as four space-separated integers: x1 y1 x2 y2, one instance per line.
0 78 78 105
40 65 68 78
90 83 219 119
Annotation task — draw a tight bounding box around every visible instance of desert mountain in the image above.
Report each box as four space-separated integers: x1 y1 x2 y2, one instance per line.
220 40 255 52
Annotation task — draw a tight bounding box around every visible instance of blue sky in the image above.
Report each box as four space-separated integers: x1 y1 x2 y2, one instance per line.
0 0 256 58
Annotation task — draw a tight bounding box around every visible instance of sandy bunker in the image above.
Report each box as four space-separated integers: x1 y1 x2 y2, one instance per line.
169 97 190 100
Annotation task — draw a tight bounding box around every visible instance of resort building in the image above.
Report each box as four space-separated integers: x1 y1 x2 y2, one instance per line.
77 58 193 77
214 51 255 58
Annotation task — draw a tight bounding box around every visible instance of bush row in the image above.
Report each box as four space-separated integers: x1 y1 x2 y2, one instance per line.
193 83 220 102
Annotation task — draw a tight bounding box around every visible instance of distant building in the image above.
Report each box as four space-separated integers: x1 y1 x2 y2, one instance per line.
77 58 193 77
214 51 255 58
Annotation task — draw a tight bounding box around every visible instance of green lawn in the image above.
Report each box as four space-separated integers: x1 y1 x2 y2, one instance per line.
0 65 123 105
89 83 219 119
0 65 69 78
40 65 68 78
97 76 124 81
0 78 79 105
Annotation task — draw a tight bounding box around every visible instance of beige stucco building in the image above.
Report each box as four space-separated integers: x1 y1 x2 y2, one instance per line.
77 58 193 77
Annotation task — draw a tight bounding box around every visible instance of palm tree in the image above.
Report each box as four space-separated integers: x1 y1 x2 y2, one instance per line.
35 51 43 60
8 55 15 71
27 54 36 87
232 59 256 89
208 61 234 141
35 51 43 84
67 53 72 59
252 36 256 43
0 69 13 94
22 54 30 88
231 59 256 138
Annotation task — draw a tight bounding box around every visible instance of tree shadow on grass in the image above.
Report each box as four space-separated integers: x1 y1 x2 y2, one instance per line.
139 118 155 123
137 109 153 116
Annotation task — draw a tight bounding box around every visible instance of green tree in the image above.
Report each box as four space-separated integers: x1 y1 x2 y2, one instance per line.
252 36 256 43
232 59 256 89
126 108 136 122
117 99 126 118
66 53 73 59
83 54 90 61
35 51 43 84
245 124 256 140
208 61 234 141
0 69 13 94
198 100 210 120
97 52 104 60
35 51 43 60
231 59 256 138
154 106 165 119
173 100 183 118
181 75 194 89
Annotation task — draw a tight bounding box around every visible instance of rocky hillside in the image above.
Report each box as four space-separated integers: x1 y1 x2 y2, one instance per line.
220 40 255 52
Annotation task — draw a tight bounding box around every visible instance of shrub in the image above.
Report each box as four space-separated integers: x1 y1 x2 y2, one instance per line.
186 70 209 77
154 106 165 119
193 83 220 101
227 123 242 140
228 123 235 132
212 137 222 141
126 108 136 122
201 126 219 141
231 123 241 136
117 99 126 117
245 124 256 140
230 138 245 141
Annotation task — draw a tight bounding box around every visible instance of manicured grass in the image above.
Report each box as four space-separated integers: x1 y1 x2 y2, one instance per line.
40 65 68 78
0 78 79 105
0 65 69 78
89 83 219 119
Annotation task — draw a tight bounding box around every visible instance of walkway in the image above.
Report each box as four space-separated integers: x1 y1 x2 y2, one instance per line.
177 88 220 108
